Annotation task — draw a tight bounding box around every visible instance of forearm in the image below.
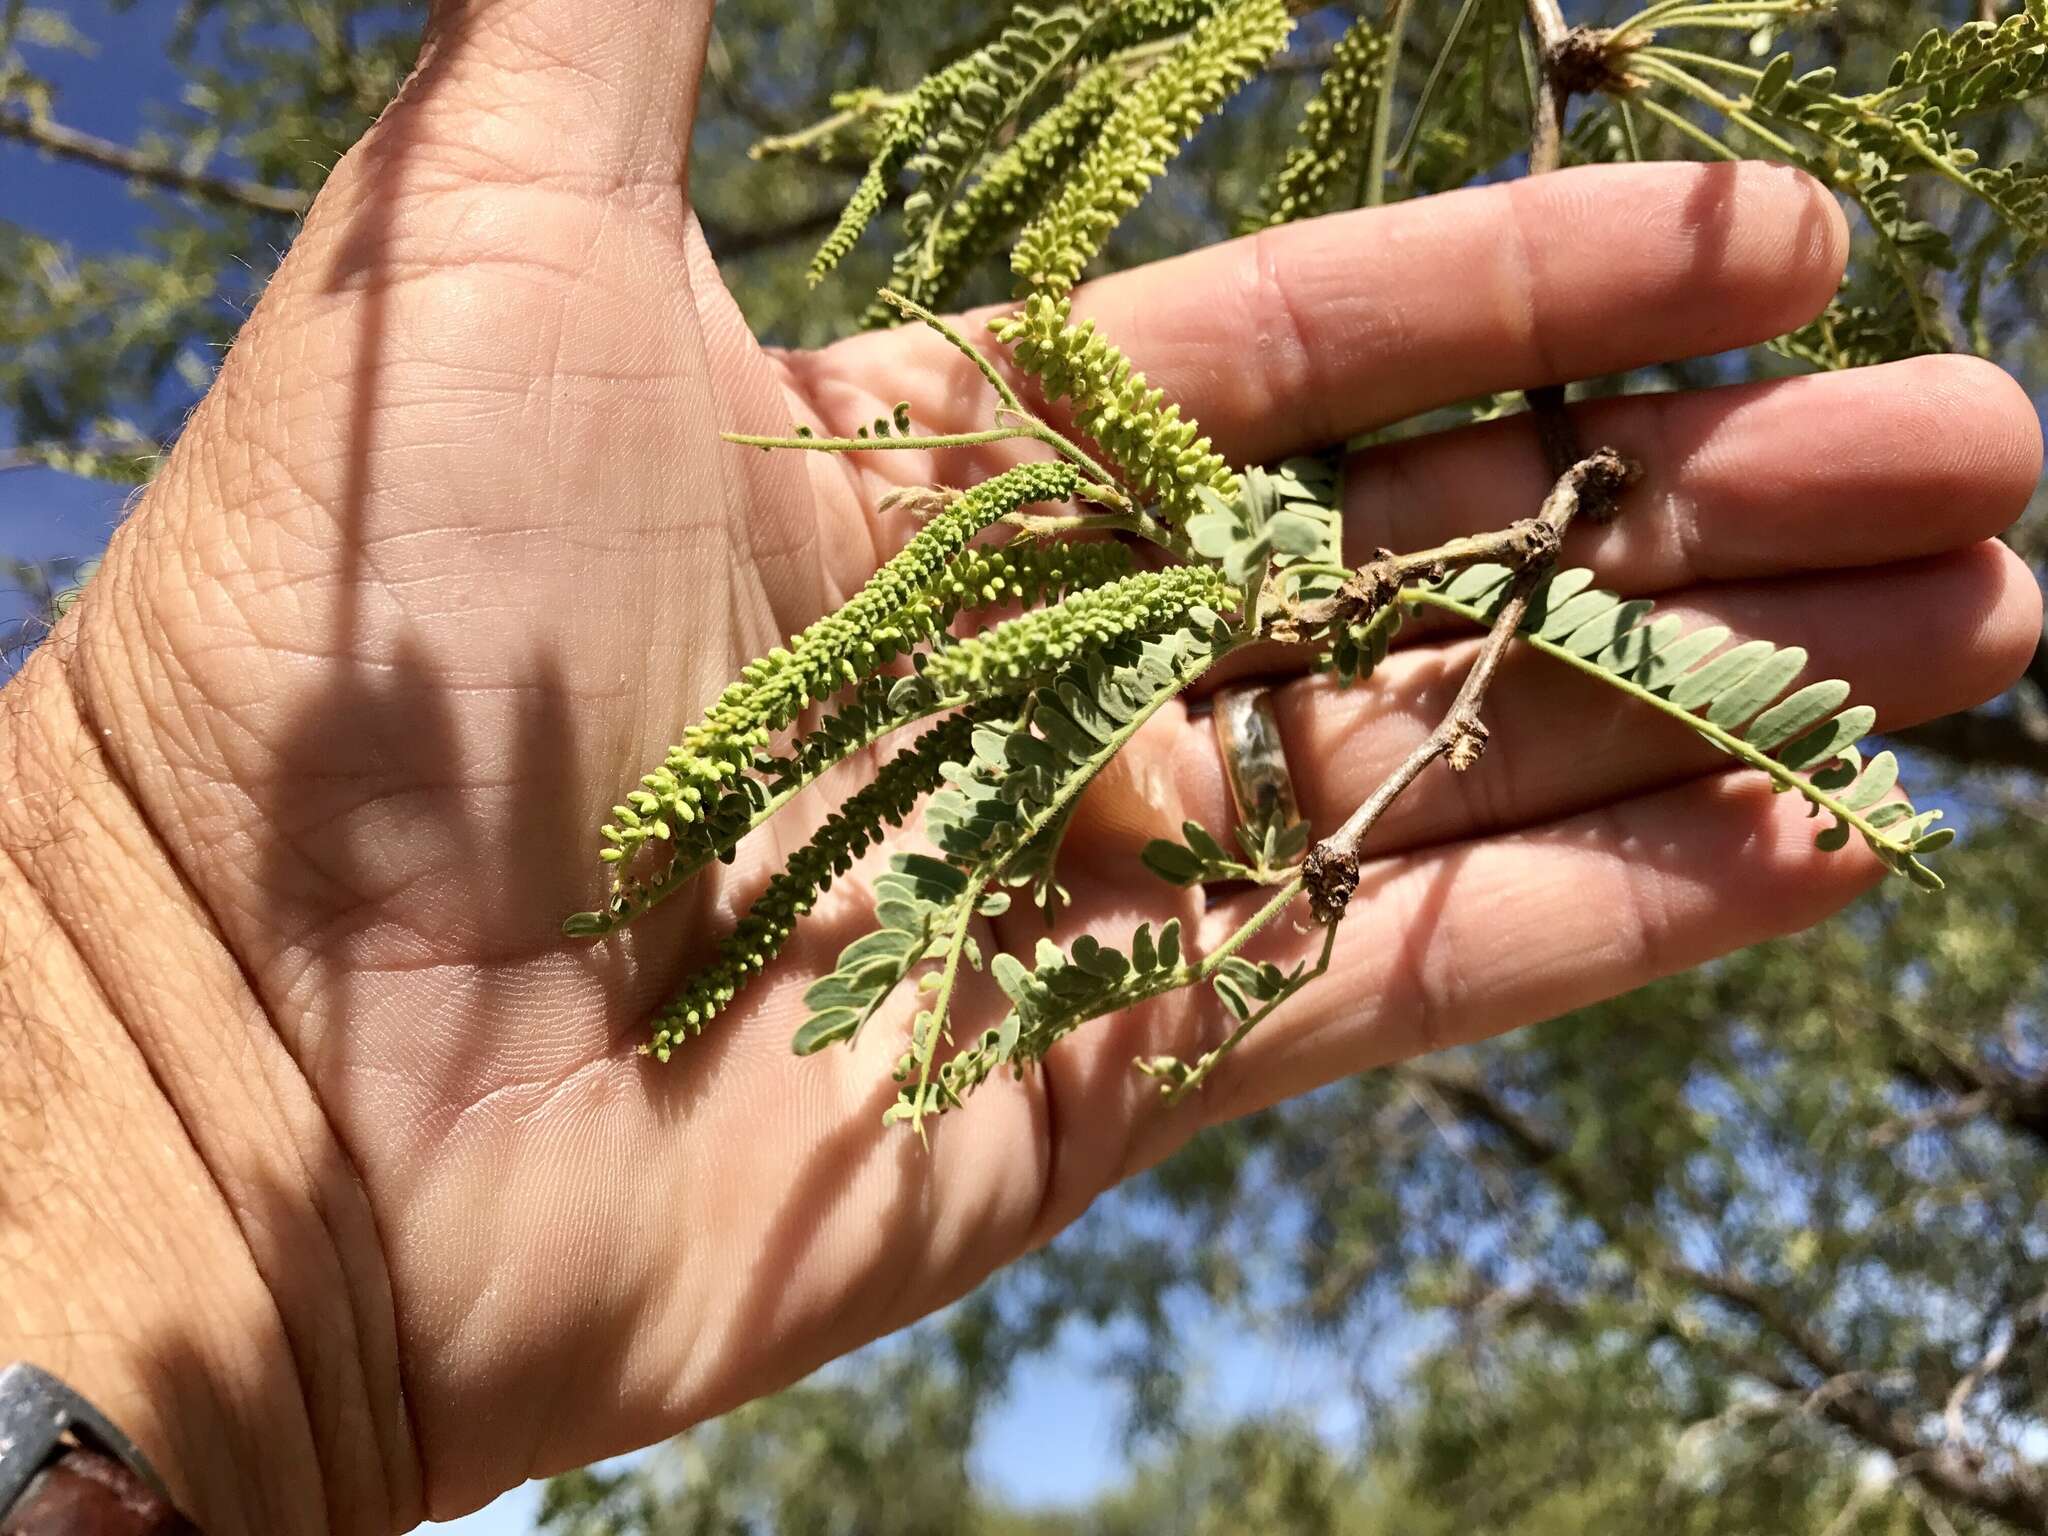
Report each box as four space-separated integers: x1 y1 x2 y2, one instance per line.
0 634 418 1536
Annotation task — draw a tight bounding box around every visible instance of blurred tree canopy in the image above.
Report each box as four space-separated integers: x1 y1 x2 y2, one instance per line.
3 1 2044 1531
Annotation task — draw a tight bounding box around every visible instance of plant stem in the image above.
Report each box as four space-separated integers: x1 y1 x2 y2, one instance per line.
1030 871 1313 1061
724 419 1136 523
1302 449 1633 921
1639 42 1764 78
1361 0 1415 206
1395 0 1488 168
880 289 1026 412
1631 54 1804 157
1403 584 1926 861
1151 920 1340 1101
872 293 1150 510
1291 10 1637 923
1612 1 1813 44
723 427 1039 453
1005 509 1151 539
1290 517 1577 629
991 410 1133 505
990 642 1236 885
1638 13 1804 34
1631 92 1743 158
1524 0 1572 177
1201 876 1311 977
750 89 902 159
909 874 989 1139
1519 0 1589 477
1618 96 1645 159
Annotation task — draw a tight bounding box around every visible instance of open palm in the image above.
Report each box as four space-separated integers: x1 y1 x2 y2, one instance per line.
45 5 2040 1529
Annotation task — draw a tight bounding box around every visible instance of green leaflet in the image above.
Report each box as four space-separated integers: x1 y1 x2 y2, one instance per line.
1413 566 1947 889
1142 817 1252 886
792 853 987 1056
1209 952 1311 1025
1011 0 1294 293
596 461 1081 909
1650 7 2048 357
1959 157 2048 270
1960 155 2048 332
794 621 1233 1077
1873 4 2048 107
1762 77 2046 257
1323 599 1404 687
1141 815 1305 887
1199 452 1404 686
893 865 996 1135
992 292 1239 525
1138 921 1335 1100
1772 279 1948 371
925 622 1227 871
895 921 1187 1123
907 865 1331 1122
1011 924 1183 1057
1185 459 1343 589
1247 13 1389 228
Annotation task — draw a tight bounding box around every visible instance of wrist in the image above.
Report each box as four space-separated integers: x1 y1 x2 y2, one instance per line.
0 629 419 1536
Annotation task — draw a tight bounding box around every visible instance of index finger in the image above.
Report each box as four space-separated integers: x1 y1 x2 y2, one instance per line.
804 161 1848 466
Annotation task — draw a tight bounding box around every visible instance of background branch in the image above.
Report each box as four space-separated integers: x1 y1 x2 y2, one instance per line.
0 107 310 215
1397 1060 2048 1533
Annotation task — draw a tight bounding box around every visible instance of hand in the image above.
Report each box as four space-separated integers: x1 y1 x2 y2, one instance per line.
1 4 2038 1532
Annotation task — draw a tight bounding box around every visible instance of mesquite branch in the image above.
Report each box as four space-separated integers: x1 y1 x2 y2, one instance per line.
1299 6 1643 926
0 108 311 215
607 0 1963 1121
1302 448 1637 923
1522 0 1580 473
1526 0 1573 177
1516 0 1643 482
1290 516 1578 632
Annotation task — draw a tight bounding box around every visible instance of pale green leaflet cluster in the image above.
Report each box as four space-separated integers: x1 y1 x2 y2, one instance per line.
571 0 2044 1130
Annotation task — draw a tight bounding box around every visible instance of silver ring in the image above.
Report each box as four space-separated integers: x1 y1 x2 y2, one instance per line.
1212 684 1301 852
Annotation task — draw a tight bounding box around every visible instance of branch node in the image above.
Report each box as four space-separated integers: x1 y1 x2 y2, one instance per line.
1303 842 1360 925
1445 717 1490 773
1574 445 1642 523
1546 26 1632 99
1503 517 1563 566
1340 549 1404 617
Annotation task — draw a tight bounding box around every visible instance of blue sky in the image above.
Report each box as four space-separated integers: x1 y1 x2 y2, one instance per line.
0 1 168 640
2 9 1377 1530
426 1301 1379 1533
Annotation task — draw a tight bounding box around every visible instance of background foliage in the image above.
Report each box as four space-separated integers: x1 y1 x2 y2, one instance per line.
3 1 2044 1530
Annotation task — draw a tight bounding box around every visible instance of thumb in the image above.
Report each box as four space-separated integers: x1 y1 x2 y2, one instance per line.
408 0 714 191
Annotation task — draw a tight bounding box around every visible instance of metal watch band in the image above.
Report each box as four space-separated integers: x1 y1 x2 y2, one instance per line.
0 1364 198 1535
